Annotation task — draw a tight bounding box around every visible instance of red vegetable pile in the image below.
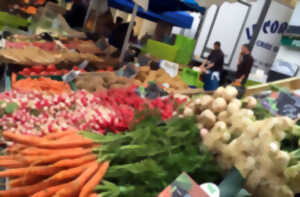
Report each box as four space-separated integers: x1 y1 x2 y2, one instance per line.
0 86 184 136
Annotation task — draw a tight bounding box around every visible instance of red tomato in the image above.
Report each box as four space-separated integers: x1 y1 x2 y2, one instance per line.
22 68 31 75
53 70 62 76
40 71 48 76
47 64 56 72
30 72 38 76
61 69 69 74
32 65 44 74
73 66 79 71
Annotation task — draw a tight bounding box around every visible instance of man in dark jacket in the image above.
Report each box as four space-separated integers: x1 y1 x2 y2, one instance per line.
200 41 224 73
235 44 254 85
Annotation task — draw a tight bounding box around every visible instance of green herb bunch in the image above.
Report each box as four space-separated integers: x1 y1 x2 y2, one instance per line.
82 111 223 197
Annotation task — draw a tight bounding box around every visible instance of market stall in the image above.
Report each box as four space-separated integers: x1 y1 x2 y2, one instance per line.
0 0 300 197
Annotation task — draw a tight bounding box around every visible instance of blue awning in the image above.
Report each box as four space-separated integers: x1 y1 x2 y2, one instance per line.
108 0 196 28
148 0 206 14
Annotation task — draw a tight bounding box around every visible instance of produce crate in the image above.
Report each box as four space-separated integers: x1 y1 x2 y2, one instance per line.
181 67 204 88
0 12 29 28
6 74 77 91
245 77 300 96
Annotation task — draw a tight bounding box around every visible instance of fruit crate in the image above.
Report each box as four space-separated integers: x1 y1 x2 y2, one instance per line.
5 74 77 91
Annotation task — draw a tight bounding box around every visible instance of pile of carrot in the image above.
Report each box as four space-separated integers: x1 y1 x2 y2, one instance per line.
0 130 109 197
12 75 71 95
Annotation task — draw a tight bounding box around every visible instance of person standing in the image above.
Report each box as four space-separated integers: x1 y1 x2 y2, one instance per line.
200 41 224 74
200 41 224 90
235 44 254 85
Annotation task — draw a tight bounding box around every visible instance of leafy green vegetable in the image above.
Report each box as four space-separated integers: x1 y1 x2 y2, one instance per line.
4 102 19 114
252 104 273 120
83 113 223 197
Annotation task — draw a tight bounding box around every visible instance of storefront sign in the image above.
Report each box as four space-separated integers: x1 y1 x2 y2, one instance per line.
249 1 293 70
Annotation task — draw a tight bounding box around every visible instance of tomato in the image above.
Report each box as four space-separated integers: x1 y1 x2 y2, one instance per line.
22 68 31 75
40 71 48 76
47 64 56 72
30 72 38 76
53 71 62 76
61 69 69 74
73 66 79 71
32 65 44 74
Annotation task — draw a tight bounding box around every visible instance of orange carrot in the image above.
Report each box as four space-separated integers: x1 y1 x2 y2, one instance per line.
3 131 44 147
0 159 26 168
45 130 76 140
24 148 91 165
11 73 17 89
38 139 94 149
79 162 109 197
5 144 26 154
49 162 93 183
0 165 60 177
54 162 99 197
31 182 70 197
0 155 15 160
21 147 86 156
54 154 97 168
9 175 44 188
3 131 93 149
89 194 98 197
0 176 58 197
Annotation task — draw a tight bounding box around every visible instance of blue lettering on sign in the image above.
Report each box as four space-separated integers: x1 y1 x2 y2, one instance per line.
271 20 279 33
246 20 289 40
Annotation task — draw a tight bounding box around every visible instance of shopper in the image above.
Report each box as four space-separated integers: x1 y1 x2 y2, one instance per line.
65 0 87 29
235 44 254 85
200 41 224 91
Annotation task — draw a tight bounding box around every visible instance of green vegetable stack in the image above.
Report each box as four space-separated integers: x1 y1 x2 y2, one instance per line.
82 111 223 197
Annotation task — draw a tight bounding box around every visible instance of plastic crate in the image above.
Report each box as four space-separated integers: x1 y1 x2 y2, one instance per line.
181 68 203 88
6 74 76 91
0 12 29 28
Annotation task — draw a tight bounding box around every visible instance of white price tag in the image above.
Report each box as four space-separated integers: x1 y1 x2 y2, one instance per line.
160 60 179 78
200 183 220 197
133 0 149 10
63 60 89 82
63 70 81 82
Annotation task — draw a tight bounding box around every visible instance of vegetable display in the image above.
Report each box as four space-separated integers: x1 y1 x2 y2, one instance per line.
12 77 71 95
134 67 188 92
75 72 133 92
0 87 181 135
182 86 300 197
82 112 223 197
18 65 71 76
0 130 109 197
